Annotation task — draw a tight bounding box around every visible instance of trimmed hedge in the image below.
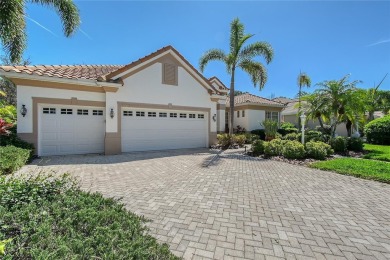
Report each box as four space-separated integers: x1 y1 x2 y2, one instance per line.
0 126 34 159
364 115 390 145
282 141 305 159
306 141 333 160
330 136 348 153
251 140 265 155
0 146 30 175
250 129 266 140
264 139 286 157
347 137 364 152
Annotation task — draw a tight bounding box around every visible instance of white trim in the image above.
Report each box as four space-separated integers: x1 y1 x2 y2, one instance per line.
0 71 122 88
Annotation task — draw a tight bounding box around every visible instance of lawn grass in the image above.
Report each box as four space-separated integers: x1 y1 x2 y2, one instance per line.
363 144 390 162
0 174 179 259
310 158 390 183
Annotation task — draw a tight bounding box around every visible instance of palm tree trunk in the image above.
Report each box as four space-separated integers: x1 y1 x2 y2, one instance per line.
229 68 235 135
368 111 374 121
346 119 352 137
317 116 325 129
298 85 302 129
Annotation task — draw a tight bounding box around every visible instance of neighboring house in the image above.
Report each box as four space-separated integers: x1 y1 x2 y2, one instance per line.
275 97 385 136
0 46 227 156
226 93 285 132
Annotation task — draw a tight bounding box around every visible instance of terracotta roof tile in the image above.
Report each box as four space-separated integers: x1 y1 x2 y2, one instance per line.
226 93 285 107
0 64 124 81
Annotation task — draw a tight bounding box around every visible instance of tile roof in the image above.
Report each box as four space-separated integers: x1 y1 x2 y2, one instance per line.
272 97 297 104
209 76 229 90
226 93 285 107
0 65 124 81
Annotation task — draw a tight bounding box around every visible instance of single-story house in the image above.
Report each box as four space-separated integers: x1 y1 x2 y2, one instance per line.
226 93 285 132
275 97 385 136
0 46 228 156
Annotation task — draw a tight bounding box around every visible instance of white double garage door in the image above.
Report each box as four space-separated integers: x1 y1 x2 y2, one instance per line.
39 104 208 156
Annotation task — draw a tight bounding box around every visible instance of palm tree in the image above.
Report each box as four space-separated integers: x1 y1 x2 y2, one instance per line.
301 93 329 131
365 74 388 121
199 18 273 135
297 72 311 128
314 74 361 137
0 0 80 63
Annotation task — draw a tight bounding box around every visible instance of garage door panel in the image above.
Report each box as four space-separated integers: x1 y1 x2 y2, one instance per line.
121 109 207 152
39 105 105 156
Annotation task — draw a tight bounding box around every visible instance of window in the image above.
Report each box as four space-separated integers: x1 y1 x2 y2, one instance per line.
159 112 167 117
123 111 133 116
162 63 178 85
170 113 177 118
180 113 187 118
242 110 245 117
198 114 204 119
43 108 56 114
136 111 145 117
266 111 279 122
148 112 157 117
93 110 103 116
237 111 240 118
61 108 72 115
189 114 196 118
77 109 88 115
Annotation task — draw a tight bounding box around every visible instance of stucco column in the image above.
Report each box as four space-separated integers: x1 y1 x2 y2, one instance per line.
104 92 121 155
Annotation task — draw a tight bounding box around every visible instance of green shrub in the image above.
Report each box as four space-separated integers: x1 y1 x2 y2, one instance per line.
315 125 332 135
330 136 348 153
261 119 278 139
0 146 30 175
364 115 390 145
251 140 265 155
279 122 299 135
280 122 295 129
243 133 259 144
232 134 246 147
217 134 232 148
306 141 333 160
264 139 286 157
0 105 17 124
347 137 364 152
282 133 299 141
306 131 324 142
0 126 34 159
282 141 305 159
250 129 266 140
0 174 179 259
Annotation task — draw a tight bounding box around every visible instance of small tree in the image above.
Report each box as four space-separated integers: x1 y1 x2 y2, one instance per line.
261 119 278 141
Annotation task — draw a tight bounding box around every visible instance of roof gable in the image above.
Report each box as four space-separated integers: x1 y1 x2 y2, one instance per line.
106 46 217 93
209 76 229 92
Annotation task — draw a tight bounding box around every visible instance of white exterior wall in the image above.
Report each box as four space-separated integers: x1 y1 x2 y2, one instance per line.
17 85 105 133
107 62 217 133
232 109 248 130
217 108 225 132
247 110 266 131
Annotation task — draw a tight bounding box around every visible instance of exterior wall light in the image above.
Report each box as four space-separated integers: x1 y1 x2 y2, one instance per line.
300 112 306 144
110 108 114 119
20 105 27 117
212 114 217 122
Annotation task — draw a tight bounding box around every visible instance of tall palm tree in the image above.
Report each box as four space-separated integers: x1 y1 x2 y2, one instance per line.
0 0 80 63
301 93 329 131
199 18 273 135
314 74 361 137
297 72 311 128
365 73 388 121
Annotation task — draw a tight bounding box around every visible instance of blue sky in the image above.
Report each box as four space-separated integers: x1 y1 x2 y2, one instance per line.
10 1 390 98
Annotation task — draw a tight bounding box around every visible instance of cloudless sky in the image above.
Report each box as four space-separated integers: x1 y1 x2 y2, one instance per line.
6 0 390 99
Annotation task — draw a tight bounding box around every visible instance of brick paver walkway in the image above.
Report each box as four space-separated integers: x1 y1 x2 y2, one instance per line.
21 149 390 259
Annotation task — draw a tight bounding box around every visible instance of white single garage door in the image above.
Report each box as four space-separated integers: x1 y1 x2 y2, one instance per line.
121 108 208 152
39 105 105 156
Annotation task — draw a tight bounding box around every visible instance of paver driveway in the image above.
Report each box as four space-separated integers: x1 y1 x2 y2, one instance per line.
21 149 390 259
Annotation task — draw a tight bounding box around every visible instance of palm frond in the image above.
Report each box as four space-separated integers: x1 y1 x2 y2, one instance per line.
239 42 274 64
230 18 244 55
198 49 227 72
238 59 268 89
0 0 26 63
297 72 311 88
29 0 80 36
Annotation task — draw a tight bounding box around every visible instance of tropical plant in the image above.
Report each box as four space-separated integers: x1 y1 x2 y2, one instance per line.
312 75 361 137
199 18 273 135
365 74 388 121
297 72 311 128
364 115 390 145
0 119 13 135
261 119 278 140
0 0 80 63
301 93 329 131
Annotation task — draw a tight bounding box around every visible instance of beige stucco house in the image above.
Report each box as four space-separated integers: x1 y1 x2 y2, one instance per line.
0 46 229 156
